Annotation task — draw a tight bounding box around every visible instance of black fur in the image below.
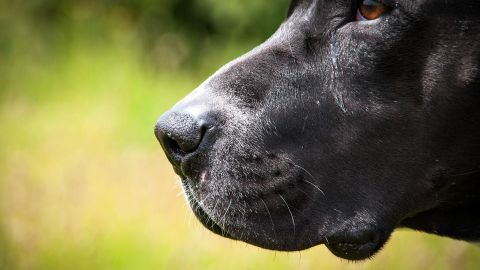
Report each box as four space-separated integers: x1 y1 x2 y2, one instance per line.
155 0 480 260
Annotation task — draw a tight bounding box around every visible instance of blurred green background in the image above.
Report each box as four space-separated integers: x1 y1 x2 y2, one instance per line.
0 0 478 269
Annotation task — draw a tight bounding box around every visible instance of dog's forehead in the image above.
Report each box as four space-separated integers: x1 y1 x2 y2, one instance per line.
403 0 480 17
289 0 479 14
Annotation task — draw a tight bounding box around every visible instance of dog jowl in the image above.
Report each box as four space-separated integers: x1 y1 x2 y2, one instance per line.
155 0 480 260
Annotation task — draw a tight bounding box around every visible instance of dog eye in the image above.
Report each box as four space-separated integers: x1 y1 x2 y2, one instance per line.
356 0 391 21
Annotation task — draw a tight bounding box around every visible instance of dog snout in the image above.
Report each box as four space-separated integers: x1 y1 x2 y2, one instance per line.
155 110 213 166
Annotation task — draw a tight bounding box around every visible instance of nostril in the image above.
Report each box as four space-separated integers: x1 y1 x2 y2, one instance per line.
164 127 203 154
155 111 213 162
164 136 184 155
199 125 208 142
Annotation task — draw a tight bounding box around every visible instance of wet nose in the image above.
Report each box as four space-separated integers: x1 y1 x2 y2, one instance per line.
154 111 210 164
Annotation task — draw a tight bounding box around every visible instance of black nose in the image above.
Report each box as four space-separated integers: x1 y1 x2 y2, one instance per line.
155 111 208 164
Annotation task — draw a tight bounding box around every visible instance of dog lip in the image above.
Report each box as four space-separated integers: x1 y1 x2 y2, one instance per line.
326 241 379 260
325 229 384 260
179 153 207 180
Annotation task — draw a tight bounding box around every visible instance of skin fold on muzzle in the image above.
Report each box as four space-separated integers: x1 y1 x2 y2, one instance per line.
155 0 480 260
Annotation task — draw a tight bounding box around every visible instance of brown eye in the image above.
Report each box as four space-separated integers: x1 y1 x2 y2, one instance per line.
357 0 391 21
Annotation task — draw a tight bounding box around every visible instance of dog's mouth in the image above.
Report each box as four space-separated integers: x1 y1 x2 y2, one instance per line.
181 172 387 260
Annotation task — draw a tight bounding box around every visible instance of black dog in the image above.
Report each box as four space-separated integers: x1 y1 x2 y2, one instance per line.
155 0 480 260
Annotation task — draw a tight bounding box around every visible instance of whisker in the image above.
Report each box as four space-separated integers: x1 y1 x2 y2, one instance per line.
174 178 185 197
302 179 326 197
261 198 278 240
279 194 296 235
212 198 220 218
209 198 220 229
176 190 185 197
199 193 212 207
182 194 190 225
239 199 247 241
221 199 233 236
295 186 314 201
282 156 326 197
449 169 480 177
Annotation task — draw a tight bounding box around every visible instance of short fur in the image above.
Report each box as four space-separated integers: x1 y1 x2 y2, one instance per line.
155 0 480 260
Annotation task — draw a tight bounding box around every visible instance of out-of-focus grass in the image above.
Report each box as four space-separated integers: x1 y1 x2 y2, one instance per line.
0 19 479 270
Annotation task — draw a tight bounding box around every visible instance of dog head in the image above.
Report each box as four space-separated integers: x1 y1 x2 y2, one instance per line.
155 0 480 260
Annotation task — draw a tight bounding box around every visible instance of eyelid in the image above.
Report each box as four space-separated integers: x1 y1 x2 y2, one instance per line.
381 0 397 8
360 0 397 9
356 9 368 21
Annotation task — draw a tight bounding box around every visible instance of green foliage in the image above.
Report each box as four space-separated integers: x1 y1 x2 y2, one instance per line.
0 0 289 69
